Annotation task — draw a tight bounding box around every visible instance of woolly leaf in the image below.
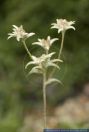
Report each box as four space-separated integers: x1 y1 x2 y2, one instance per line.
45 78 61 85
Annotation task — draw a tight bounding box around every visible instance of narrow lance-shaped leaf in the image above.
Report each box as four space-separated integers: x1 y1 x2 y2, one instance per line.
28 66 42 75
51 59 63 63
25 61 36 69
45 78 62 85
47 62 60 69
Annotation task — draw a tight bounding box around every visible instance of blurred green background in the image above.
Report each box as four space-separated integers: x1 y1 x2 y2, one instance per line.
0 0 89 131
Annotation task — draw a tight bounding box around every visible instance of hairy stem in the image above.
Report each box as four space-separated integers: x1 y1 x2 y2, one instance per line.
58 31 65 59
22 40 32 59
49 31 65 78
46 49 48 55
43 71 47 129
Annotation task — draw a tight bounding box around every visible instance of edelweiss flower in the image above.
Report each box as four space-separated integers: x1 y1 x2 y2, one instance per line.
33 36 58 51
51 19 75 33
25 52 62 75
8 25 35 41
26 52 55 67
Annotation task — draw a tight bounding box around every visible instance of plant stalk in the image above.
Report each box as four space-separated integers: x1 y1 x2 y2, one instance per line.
43 71 47 129
49 31 65 78
58 31 65 59
22 40 32 59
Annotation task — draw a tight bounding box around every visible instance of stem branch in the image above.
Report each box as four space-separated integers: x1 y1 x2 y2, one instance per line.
22 40 32 59
49 31 65 78
58 31 65 59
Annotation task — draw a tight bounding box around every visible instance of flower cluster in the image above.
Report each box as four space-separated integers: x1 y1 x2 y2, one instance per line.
8 18 75 129
8 18 75 83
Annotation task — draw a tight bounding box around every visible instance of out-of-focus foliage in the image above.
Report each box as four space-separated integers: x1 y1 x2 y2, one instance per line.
0 0 89 131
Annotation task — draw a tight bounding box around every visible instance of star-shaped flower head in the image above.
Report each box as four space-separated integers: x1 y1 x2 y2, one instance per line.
25 53 62 85
51 19 75 33
25 52 62 75
8 25 35 41
33 36 58 51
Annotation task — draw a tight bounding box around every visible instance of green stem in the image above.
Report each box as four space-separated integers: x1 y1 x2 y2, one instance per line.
43 71 47 129
22 40 32 59
49 31 65 78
